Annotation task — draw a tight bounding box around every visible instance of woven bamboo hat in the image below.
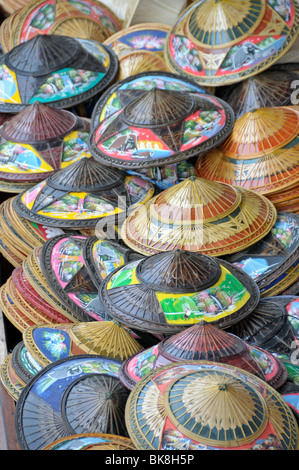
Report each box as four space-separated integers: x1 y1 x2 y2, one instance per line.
195 106 299 196
119 321 287 390
12 156 154 229
88 70 234 169
164 0 299 87
99 249 260 335
0 33 118 112
0 0 122 53
125 361 299 450
121 176 277 257
0 102 93 189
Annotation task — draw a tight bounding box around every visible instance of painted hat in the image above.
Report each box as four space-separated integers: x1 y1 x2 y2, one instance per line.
103 22 171 80
125 361 299 450
119 321 287 390
22 321 143 367
39 234 113 322
88 70 234 169
0 102 93 189
195 106 299 196
41 433 136 450
0 0 123 53
0 252 78 334
164 0 299 87
224 212 299 297
0 196 67 267
121 176 277 257
82 235 142 289
99 249 260 335
15 355 128 450
218 66 298 119
103 22 170 59
229 295 299 383
0 34 118 112
12 156 154 229
278 380 299 424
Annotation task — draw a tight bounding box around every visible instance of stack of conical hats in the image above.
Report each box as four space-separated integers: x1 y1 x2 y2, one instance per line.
121 175 277 257
12 155 154 230
119 320 287 390
0 102 91 193
0 319 144 401
0 233 142 332
0 0 123 53
195 106 299 214
164 0 299 87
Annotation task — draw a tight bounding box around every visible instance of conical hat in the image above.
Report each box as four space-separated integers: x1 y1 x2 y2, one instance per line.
12 157 154 228
0 102 94 184
0 34 118 112
119 321 287 390
99 250 260 335
164 0 299 87
117 50 170 81
89 71 234 169
224 212 299 297
196 107 299 195
10 0 122 50
125 361 299 450
22 321 143 367
121 176 277 257
41 433 136 450
14 355 126 450
219 67 297 119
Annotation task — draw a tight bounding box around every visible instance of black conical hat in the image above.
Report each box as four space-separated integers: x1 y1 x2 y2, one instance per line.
5 35 81 77
135 250 221 293
123 88 195 127
44 156 125 192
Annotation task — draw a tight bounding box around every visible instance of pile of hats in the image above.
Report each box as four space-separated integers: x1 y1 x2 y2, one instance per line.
0 0 299 452
2 248 299 450
195 106 299 214
0 0 123 53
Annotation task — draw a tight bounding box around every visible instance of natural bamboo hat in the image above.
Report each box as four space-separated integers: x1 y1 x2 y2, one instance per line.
195 107 299 196
13 156 154 229
121 176 277 257
125 361 299 450
164 0 299 87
